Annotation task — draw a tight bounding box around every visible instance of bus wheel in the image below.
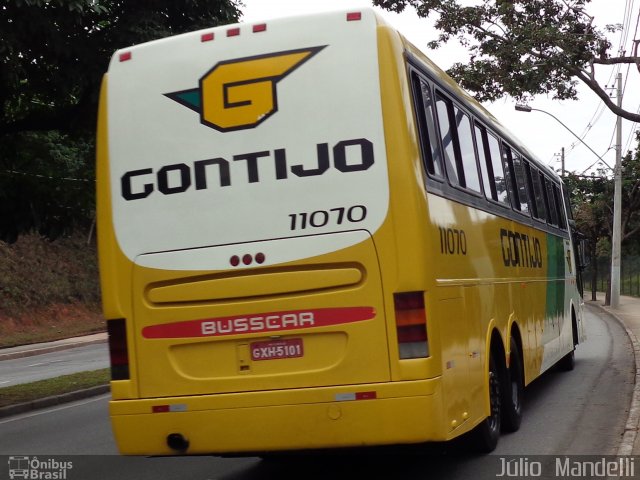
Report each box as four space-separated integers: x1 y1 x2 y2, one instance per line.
557 349 575 371
501 337 523 432
470 351 501 453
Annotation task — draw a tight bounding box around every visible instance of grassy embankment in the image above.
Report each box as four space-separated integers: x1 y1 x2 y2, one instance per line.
0 233 107 406
0 369 110 408
0 232 104 348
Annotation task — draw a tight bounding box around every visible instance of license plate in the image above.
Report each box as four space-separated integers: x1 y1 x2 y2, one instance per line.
250 338 304 361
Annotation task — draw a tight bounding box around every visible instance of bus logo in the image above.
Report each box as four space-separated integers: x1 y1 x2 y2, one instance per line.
165 46 326 132
8 457 29 480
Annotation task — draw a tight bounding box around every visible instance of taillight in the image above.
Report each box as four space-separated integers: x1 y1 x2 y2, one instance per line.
107 319 130 380
394 292 429 359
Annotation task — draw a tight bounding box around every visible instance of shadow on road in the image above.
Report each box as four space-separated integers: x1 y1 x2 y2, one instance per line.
216 441 489 480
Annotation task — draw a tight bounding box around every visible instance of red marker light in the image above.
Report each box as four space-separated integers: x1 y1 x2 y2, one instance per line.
355 391 377 400
346 12 362 21
230 255 240 267
255 252 265 264
201 32 214 42
227 27 240 37
252 24 267 33
119 51 132 62
242 254 253 265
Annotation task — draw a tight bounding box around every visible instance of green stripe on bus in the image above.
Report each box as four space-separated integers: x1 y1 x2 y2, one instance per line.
545 234 565 318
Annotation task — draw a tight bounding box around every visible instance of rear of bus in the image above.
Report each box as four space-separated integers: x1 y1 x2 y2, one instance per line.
97 9 441 455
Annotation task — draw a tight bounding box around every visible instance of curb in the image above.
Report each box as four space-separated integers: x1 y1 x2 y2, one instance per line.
587 301 640 456
0 385 110 419
0 338 107 361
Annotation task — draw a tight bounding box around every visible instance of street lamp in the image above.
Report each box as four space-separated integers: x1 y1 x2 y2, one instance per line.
514 105 612 170
514 104 620 307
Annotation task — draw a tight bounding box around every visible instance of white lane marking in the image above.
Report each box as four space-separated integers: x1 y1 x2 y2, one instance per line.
26 360 65 368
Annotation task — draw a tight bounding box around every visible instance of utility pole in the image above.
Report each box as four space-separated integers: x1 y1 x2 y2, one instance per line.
553 147 565 176
610 72 622 308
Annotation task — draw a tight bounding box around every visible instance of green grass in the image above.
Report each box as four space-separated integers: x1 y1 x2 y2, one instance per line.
0 368 110 408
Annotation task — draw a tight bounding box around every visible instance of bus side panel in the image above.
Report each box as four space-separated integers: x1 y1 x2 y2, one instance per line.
375 24 443 384
97 75 132 323
96 76 139 400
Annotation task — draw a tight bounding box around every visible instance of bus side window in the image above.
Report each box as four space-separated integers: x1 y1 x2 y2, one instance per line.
453 105 481 192
434 92 481 193
502 145 520 212
542 176 558 226
530 167 547 222
487 132 510 205
411 73 443 177
523 160 538 218
511 152 530 215
562 183 574 221
474 124 495 200
553 183 567 229
435 94 460 186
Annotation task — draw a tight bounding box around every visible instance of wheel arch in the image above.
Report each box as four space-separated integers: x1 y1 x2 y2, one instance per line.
571 303 579 347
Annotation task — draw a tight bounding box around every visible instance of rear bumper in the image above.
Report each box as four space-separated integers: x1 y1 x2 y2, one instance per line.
110 378 445 455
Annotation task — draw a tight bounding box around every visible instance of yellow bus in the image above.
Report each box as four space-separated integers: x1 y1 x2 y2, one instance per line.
97 8 585 455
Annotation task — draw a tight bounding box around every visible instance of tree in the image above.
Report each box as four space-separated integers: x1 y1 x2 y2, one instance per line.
0 0 242 241
565 133 640 299
373 0 640 122
565 169 610 300
1 0 242 136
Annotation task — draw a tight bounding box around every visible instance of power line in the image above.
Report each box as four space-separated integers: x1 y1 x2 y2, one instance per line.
580 147 615 175
566 1 634 158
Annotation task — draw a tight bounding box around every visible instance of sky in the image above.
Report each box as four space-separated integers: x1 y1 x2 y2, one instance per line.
239 0 639 177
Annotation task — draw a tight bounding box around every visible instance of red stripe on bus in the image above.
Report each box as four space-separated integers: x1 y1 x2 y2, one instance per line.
142 307 376 339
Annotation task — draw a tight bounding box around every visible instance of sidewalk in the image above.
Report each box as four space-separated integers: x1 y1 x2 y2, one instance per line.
0 332 108 361
587 292 640 456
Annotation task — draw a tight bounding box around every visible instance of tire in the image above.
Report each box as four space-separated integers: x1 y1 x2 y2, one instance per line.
501 337 523 432
557 349 575 371
470 351 501 453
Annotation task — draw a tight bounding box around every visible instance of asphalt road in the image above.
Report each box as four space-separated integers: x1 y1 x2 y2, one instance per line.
0 305 634 480
0 343 109 387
